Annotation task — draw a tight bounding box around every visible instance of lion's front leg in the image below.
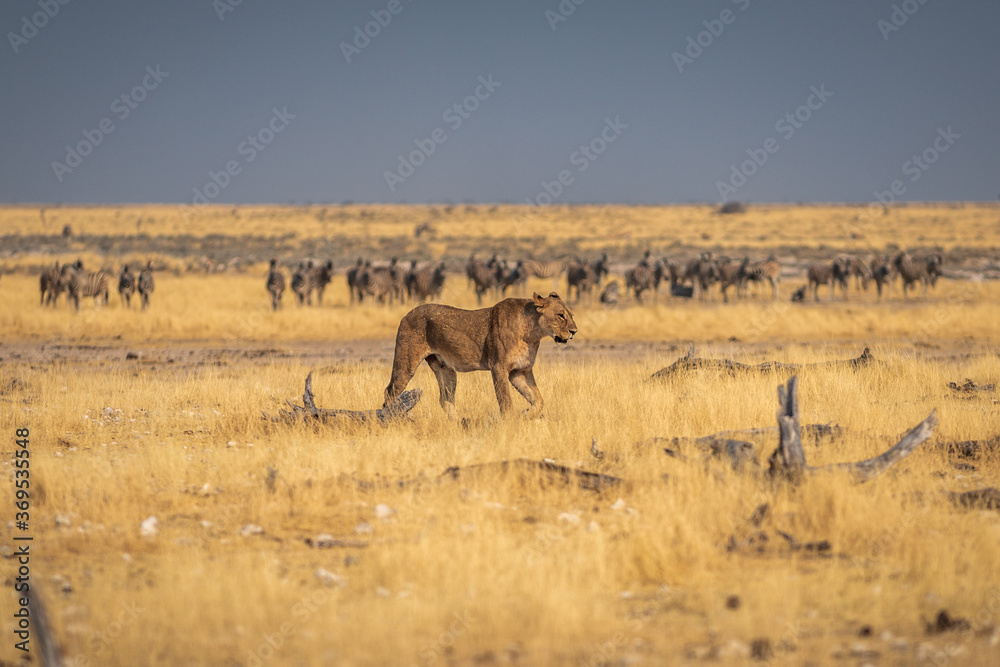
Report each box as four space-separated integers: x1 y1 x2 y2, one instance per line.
510 369 544 419
491 366 515 416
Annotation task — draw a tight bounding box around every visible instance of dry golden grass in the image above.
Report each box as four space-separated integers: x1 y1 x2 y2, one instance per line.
1 205 999 665
1 272 998 345
2 201 1000 252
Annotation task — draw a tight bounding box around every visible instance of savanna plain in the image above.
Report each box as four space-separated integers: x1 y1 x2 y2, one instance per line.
2 203 999 666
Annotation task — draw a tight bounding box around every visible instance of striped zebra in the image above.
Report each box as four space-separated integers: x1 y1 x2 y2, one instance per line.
39 261 61 306
743 256 781 299
386 258 407 304
312 260 335 306
359 263 396 304
599 280 619 305
118 264 136 308
61 264 110 311
266 258 286 311
469 258 503 305
500 260 527 295
684 253 719 300
347 258 366 304
806 257 849 301
521 258 566 279
845 256 872 291
893 251 941 298
137 261 155 310
625 262 656 303
291 260 314 305
408 262 447 302
717 257 748 303
870 255 894 299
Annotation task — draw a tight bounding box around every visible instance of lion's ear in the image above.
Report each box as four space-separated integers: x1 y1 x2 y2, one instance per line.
548 292 560 300
532 292 546 307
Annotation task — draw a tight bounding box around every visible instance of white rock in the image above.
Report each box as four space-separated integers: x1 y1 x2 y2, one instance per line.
54 514 72 527
610 498 628 511
139 516 158 537
354 522 374 535
314 568 347 588
557 512 581 525
374 504 394 520
240 524 263 537
376 587 392 598
587 521 600 533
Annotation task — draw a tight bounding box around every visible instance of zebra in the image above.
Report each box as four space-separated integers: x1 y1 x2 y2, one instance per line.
39 261 61 306
806 257 849 301
266 258 286 311
743 256 781 299
408 262 447 302
386 258 407 305
312 260 335 306
500 260 527 295
717 257 748 303
894 251 942 298
137 261 155 310
118 264 136 308
599 280 619 305
359 263 396 304
521 258 566 279
684 253 719 300
870 255 894 299
347 258 366 304
845 256 872 291
469 258 503 305
291 260 314 305
624 261 656 303
61 264 110 311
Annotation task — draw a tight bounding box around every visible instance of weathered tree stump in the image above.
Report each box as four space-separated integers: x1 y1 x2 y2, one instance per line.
263 372 422 425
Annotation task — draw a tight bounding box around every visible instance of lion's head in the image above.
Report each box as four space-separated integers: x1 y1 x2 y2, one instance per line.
533 292 577 344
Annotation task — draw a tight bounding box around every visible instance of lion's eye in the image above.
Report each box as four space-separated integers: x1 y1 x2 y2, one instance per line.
558 313 566 320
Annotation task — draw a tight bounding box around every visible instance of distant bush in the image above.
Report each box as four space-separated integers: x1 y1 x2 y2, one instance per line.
718 201 747 215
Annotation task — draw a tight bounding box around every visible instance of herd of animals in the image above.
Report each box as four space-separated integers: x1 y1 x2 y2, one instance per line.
33 250 943 312
264 250 946 310
38 260 155 310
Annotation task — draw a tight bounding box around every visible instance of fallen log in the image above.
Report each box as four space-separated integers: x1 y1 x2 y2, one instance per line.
949 487 1000 511
650 346 878 379
767 376 938 483
263 372 422 424
440 458 625 492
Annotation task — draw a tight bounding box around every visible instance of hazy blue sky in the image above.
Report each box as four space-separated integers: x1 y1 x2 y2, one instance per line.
1 0 997 205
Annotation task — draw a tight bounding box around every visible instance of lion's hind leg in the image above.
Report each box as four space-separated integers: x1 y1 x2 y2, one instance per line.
426 354 458 419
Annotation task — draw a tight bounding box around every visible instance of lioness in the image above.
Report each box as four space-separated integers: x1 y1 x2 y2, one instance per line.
383 292 577 418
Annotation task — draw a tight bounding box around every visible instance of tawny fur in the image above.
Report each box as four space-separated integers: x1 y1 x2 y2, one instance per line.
383 292 577 419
